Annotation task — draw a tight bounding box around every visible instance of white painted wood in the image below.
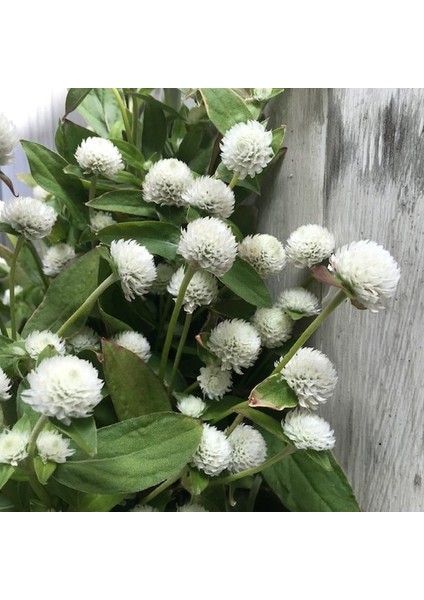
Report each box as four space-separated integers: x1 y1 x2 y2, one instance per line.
261 89 424 511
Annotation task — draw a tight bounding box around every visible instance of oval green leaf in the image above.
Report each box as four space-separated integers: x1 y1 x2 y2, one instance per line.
248 374 298 411
87 190 156 217
97 221 181 260
219 257 272 308
199 89 252 134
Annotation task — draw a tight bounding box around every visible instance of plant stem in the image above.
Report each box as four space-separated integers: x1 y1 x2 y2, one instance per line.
226 413 244 437
57 273 118 337
228 173 239 189
9 236 25 340
183 381 200 395
27 415 49 456
142 468 185 505
112 88 133 144
154 294 172 352
159 266 196 381
26 241 49 290
271 289 347 375
0 312 8 337
26 414 52 508
89 174 98 201
168 312 192 397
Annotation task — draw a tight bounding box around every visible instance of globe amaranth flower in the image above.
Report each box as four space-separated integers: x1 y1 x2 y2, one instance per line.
130 504 158 512
0 429 29 466
252 307 294 348
285 224 335 268
90 210 116 232
197 364 233 401
2 285 23 306
278 347 338 410
182 176 235 219
36 430 75 464
167 266 218 313
2 196 57 240
24 330 66 360
42 243 76 276
75 137 124 178
276 287 321 317
329 240 401 312
110 239 157 301
177 395 206 418
227 424 267 474
150 263 174 295
0 113 18 165
0 367 12 401
21 355 103 425
112 330 151 362
67 326 100 353
209 319 261 374
220 120 273 179
142 158 193 206
177 217 238 277
191 423 232 476
178 503 209 512
0 256 9 275
238 234 286 278
253 88 273 102
282 409 336 451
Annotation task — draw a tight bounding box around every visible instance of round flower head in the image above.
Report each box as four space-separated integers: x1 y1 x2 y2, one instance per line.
178 503 209 512
36 430 75 464
276 287 321 317
67 326 100 353
197 364 233 401
0 113 18 165
0 367 12 401
177 217 237 277
24 330 66 360
130 504 158 512
191 423 232 476
238 234 286 278
75 137 124 178
150 263 174 295
90 210 116 232
252 307 294 348
112 330 151 362
2 196 57 240
253 88 273 101
2 285 23 306
282 409 336 451
167 266 218 313
177 395 206 418
209 319 261 374
21 355 104 425
278 347 338 410
285 224 335 268
228 424 267 474
142 158 193 206
42 243 76 276
110 239 157 302
220 120 273 179
33 185 49 201
182 176 235 219
0 429 29 466
329 240 401 312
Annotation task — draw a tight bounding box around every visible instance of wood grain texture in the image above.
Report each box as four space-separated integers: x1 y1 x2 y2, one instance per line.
260 88 424 512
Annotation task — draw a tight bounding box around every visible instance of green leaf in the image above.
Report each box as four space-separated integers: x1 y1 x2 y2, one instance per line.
52 416 97 457
0 494 15 511
142 100 167 157
55 119 97 164
54 413 202 494
34 457 57 484
109 138 145 170
177 129 204 163
215 162 261 194
212 298 256 320
261 432 360 512
248 374 298 410
0 464 16 489
78 88 122 137
271 126 286 154
182 466 209 495
202 397 248 423
102 339 171 420
65 88 92 116
75 492 125 512
236 406 288 442
97 221 181 260
86 190 156 217
199 89 252 134
219 257 272 308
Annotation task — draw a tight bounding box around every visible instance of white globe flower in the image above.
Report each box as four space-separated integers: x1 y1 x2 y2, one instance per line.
21 355 104 425
182 176 235 219
67 326 100 353
112 330 151 362
329 240 401 312
177 217 238 277
252 307 294 348
75 137 124 178
228 424 267 473
130 504 158 512
0 368 12 401
0 113 18 165
0 429 29 466
253 88 273 101
90 210 116 232
0 256 9 275
209 319 261 374
167 266 218 313
278 347 338 410
177 395 206 418
220 120 273 179
36 430 75 464
110 239 157 302
282 409 336 451
2 196 57 240
24 330 66 360
33 185 49 201
142 158 193 206
197 364 233 400
178 503 209 512
2 285 23 306
238 234 286 278
191 423 232 476
42 243 76 276
150 263 174 295
285 224 335 268
276 287 321 317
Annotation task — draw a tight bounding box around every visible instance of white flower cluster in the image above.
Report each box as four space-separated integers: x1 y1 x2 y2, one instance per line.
167 266 218 313
0 367 12 401
0 113 18 165
276 287 321 317
238 234 286 278
112 330 151 362
178 503 209 512
67 326 100 353
197 364 233 401
252 307 294 348
0 429 29 466
177 395 206 418
90 210 116 232
220 120 273 179
2 285 23 306
191 424 231 476
75 137 124 178
182 176 235 219
36 430 75 464
42 243 76 276
282 410 336 451
24 329 66 360
143 158 193 206
209 319 261 374
286 224 335 268
227 424 267 473
2 196 57 240
110 239 157 301
130 504 158 512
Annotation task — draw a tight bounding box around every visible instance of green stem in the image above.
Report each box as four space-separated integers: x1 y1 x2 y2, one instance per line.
26 415 52 508
159 265 196 381
9 236 25 340
182 381 200 395
228 173 239 189
168 311 192 397
271 289 347 376
112 88 133 144
27 415 49 456
0 311 8 337
89 174 98 201
226 413 244 437
154 294 172 352
57 273 118 337
27 241 49 290
142 468 185 505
